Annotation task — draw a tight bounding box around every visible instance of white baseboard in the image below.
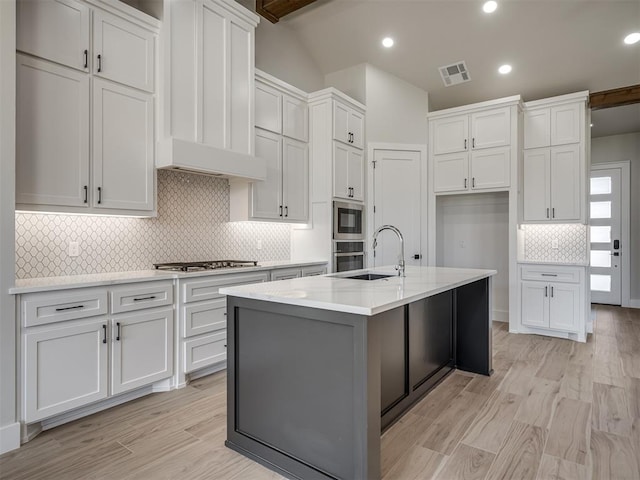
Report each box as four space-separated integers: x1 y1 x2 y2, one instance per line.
492 309 509 323
0 422 21 454
627 299 640 309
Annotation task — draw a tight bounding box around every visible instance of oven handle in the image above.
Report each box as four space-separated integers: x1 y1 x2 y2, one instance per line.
334 252 365 257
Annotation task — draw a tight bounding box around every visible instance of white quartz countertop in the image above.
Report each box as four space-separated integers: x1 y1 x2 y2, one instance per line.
9 260 328 294
220 266 497 316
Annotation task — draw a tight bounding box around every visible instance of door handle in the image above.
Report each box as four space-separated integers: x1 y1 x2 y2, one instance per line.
413 254 421 260
611 252 620 256
613 239 620 249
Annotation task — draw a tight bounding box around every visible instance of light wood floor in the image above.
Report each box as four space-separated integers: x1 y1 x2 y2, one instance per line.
2 305 639 480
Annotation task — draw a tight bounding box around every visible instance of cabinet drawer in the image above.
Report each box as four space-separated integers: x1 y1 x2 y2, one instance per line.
110 281 173 314
301 265 327 277
22 288 108 327
270 268 302 281
181 272 269 303
184 332 226 373
183 298 226 338
520 265 581 283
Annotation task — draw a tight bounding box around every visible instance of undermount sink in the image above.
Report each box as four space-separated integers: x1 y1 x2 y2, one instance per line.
345 273 395 281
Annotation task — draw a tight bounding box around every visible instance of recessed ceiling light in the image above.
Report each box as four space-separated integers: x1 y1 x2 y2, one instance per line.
624 32 640 45
382 37 394 48
483 1 498 13
498 64 512 74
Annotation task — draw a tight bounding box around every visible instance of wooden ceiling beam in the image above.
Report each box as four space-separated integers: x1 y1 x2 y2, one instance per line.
590 84 640 110
256 0 319 23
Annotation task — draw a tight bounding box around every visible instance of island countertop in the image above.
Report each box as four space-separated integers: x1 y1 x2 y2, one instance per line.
220 265 496 316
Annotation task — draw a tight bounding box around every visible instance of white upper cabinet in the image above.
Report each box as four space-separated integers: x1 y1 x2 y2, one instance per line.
522 145 580 222
432 106 510 155
524 101 582 149
93 10 155 92
470 107 511 149
433 152 468 192
282 138 309 221
93 79 154 211
17 0 90 72
251 129 282 220
334 102 364 149
470 146 511 190
254 72 308 142
522 93 587 223
283 95 308 142
16 54 90 208
15 0 159 216
333 142 364 201
255 82 282 134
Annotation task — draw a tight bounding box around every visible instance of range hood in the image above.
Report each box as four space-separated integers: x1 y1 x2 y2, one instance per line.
156 139 266 181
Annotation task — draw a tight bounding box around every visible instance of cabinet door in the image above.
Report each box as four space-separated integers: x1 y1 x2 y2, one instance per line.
521 281 549 328
379 307 407 414
333 102 351 145
348 110 365 149
16 55 90 208
333 142 351 199
550 144 580 221
184 331 226 373
251 129 282 220
431 115 468 155
433 152 469 193
524 108 550 149
523 148 551 221
255 81 282 134
283 94 308 142
347 148 365 201
111 307 174 395
93 10 155 92
93 79 154 212
282 138 309 222
17 0 90 72
470 146 510 190
228 13 253 154
24 319 108 422
549 283 579 332
551 103 581 146
471 107 511 150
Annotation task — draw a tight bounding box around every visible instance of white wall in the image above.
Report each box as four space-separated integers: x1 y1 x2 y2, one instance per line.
0 0 18 454
324 63 430 145
591 132 640 303
436 193 510 321
253 17 325 93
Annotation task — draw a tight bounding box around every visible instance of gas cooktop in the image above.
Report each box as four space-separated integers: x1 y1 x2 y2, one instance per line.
153 260 259 272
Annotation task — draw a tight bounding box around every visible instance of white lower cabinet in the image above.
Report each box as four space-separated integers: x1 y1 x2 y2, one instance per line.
520 265 583 335
178 272 269 377
21 280 174 424
111 307 173 395
24 318 108 423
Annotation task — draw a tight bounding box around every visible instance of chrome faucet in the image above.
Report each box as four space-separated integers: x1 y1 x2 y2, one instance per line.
372 225 405 277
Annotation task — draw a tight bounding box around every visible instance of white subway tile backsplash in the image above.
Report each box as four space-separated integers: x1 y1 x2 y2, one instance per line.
15 170 291 278
522 224 588 264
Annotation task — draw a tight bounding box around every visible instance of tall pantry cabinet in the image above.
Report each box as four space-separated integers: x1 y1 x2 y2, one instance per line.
15 0 158 215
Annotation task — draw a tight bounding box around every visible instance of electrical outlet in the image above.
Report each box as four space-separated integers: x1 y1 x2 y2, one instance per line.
256 239 262 250
68 241 80 257
551 238 559 249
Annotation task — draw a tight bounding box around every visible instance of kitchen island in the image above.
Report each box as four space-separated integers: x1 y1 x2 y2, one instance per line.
221 266 496 480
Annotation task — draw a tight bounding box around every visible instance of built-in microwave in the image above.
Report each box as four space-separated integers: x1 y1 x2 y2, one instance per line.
333 201 364 240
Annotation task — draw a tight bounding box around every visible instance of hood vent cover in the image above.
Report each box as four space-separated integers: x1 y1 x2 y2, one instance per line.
439 61 471 87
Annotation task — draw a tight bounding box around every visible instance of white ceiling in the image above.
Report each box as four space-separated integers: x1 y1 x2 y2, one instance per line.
281 0 640 112
591 103 640 138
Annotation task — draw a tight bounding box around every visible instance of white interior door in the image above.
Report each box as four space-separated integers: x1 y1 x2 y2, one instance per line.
372 149 422 268
590 168 621 305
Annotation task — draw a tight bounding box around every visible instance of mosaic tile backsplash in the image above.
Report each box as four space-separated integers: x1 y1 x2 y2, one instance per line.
15 170 292 278
522 224 588 264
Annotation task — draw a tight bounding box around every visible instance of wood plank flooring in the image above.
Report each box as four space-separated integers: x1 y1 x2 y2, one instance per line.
1 304 639 480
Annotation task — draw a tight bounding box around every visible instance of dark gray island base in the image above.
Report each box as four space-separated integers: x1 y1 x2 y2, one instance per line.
225 278 492 480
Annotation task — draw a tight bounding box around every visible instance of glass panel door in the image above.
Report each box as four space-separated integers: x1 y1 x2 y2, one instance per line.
589 168 621 305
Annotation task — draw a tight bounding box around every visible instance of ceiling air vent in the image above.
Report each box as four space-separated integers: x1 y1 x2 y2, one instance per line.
439 61 471 87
